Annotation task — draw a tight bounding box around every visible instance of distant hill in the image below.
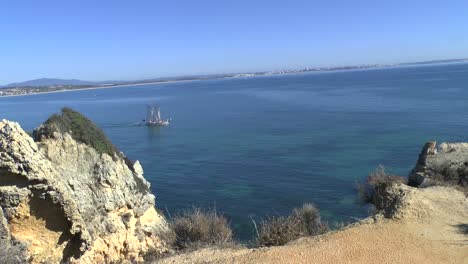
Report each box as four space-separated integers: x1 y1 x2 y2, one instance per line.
2 78 98 88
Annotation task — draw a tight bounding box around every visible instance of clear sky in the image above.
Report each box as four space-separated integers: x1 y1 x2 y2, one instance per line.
1 0 467 84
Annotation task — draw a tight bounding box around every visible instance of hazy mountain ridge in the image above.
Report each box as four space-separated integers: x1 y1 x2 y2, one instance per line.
1 78 98 88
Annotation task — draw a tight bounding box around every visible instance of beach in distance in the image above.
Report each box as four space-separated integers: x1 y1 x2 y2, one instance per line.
3 60 466 98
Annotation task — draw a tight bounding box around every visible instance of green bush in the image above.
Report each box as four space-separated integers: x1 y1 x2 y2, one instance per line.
255 203 328 247
33 108 120 157
170 208 233 250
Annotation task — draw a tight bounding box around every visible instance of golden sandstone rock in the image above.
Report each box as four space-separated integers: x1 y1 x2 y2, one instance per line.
0 120 170 263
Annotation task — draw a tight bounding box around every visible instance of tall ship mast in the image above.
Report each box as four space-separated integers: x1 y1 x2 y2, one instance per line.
146 105 170 126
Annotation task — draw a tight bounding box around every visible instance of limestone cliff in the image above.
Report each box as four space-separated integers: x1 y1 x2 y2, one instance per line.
0 119 170 263
410 141 468 186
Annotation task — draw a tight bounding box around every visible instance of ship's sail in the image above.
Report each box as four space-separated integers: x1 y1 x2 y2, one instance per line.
147 105 160 122
146 104 169 126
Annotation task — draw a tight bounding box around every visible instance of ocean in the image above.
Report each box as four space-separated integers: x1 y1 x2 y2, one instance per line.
2 62 468 241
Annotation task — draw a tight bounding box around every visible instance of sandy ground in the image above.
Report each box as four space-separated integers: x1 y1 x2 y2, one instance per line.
157 186 468 264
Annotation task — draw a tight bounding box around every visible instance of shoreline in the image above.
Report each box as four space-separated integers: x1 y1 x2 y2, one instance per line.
0 68 385 99
0 79 202 99
2 60 467 99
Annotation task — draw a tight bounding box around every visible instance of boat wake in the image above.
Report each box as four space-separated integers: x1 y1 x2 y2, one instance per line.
100 105 170 129
100 122 145 128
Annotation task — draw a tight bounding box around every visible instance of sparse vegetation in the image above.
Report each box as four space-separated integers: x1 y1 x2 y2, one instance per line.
170 207 234 250
255 203 328 247
356 165 406 208
33 107 120 157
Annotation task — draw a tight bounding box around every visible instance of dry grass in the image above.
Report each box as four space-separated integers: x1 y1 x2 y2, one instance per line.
255 203 328 247
170 208 234 251
356 165 406 206
156 185 468 264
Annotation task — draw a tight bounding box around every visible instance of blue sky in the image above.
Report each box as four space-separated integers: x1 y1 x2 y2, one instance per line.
1 0 467 84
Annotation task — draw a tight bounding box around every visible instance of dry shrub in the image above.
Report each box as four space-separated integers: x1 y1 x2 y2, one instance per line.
256 203 328 247
356 165 406 205
171 208 233 250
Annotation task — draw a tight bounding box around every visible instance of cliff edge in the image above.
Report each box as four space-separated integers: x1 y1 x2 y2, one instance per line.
159 184 468 264
0 118 170 263
159 141 468 264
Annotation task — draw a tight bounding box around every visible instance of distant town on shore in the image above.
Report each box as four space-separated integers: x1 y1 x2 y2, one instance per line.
1 58 467 97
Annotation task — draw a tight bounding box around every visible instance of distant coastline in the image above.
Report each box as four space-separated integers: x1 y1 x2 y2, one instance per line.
1 58 467 98
0 79 199 98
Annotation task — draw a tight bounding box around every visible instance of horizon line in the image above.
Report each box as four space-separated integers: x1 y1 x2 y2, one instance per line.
3 57 468 86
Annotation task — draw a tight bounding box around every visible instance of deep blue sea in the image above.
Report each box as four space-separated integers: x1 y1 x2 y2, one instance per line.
2 63 468 241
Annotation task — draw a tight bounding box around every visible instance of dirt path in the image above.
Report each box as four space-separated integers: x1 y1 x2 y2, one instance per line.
157 186 468 264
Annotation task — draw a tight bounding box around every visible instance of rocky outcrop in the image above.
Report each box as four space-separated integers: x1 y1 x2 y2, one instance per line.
0 120 170 263
410 141 468 186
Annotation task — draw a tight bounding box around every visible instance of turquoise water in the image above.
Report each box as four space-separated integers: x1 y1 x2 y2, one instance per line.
2 63 468 241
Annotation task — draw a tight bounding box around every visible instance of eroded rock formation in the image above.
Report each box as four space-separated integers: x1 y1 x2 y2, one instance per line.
410 141 468 186
0 120 170 263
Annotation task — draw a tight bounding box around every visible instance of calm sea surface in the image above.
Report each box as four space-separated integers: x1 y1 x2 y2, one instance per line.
2 63 468 241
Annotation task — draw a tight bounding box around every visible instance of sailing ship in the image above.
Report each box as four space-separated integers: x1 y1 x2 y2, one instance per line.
146 105 170 126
